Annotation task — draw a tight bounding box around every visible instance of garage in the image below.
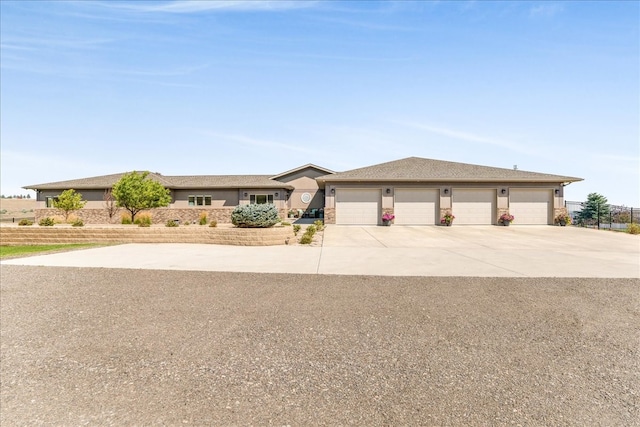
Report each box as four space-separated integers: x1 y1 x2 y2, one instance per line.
394 189 439 225
509 189 552 225
452 189 495 225
335 189 381 225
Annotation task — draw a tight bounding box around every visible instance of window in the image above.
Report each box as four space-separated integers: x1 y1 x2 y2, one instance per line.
250 194 274 204
188 195 212 206
45 197 58 208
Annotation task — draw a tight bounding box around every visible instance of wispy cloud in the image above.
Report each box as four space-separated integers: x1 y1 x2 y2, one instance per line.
393 121 536 155
198 131 323 157
529 3 564 18
101 1 318 14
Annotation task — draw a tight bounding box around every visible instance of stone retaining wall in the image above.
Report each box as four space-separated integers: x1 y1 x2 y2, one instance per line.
0 225 295 246
34 208 289 225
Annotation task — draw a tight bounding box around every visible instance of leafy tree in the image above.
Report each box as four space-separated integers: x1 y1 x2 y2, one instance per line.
579 193 610 222
112 171 171 223
53 189 87 221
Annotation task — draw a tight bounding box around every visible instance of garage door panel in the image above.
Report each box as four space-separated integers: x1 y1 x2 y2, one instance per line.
336 190 380 225
395 189 438 225
510 190 551 224
452 189 495 225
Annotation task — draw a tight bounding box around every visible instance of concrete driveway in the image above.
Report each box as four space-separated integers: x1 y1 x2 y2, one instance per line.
3 226 638 277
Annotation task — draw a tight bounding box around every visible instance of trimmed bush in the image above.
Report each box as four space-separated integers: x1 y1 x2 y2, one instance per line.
627 223 640 235
300 234 313 245
71 218 84 227
293 224 301 235
18 219 33 226
313 220 324 230
231 204 280 228
165 220 179 227
281 221 291 226
209 220 217 228
39 217 55 226
199 212 208 225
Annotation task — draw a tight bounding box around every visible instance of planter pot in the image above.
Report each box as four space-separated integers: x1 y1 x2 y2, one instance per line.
501 221 510 226
559 221 566 226
382 220 391 226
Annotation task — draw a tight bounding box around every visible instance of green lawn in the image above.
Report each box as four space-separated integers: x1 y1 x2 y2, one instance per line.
0 244 102 259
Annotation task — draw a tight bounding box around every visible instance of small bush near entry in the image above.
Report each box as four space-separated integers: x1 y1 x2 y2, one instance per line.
627 223 640 235
293 224 301 235
166 220 179 227
18 219 33 226
300 234 313 244
305 225 317 236
209 220 217 228
39 217 55 226
199 212 208 225
313 220 324 230
231 204 279 228
71 218 84 227
281 221 291 226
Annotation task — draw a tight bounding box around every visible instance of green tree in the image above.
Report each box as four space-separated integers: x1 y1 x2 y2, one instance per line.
579 193 610 222
112 171 171 223
53 189 87 221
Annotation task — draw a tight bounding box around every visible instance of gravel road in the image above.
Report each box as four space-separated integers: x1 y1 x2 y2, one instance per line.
1 265 638 426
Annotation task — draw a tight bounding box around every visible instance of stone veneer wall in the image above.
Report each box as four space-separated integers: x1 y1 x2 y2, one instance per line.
323 208 335 224
35 208 289 225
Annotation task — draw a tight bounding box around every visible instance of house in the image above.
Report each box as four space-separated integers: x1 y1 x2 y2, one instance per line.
25 157 582 225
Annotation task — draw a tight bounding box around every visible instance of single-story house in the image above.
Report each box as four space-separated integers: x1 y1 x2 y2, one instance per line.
25 157 582 225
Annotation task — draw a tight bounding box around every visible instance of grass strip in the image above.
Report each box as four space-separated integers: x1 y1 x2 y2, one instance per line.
0 244 102 259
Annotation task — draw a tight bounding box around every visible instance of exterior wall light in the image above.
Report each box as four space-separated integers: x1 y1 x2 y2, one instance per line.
386 188 391 194
243 192 248 197
444 188 449 195
275 192 279 197
555 189 560 195
501 189 506 195
330 188 335 194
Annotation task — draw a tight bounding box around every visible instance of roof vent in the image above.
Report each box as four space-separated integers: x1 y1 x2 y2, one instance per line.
513 165 518 170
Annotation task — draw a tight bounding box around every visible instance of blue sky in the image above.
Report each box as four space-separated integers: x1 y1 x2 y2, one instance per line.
1 0 638 205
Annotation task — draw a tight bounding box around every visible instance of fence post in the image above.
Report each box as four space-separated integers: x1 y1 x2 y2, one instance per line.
597 202 600 230
632 207 634 224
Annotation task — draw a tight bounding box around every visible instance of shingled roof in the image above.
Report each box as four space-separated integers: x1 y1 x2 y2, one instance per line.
317 157 582 183
24 172 293 190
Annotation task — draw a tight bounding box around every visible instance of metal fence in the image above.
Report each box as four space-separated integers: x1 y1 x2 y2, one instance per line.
565 201 639 230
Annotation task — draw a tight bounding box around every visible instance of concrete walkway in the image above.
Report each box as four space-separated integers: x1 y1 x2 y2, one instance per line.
2 226 639 277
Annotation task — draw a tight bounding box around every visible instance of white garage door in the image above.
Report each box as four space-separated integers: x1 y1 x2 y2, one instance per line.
394 189 438 225
335 189 381 225
452 189 495 225
509 189 552 225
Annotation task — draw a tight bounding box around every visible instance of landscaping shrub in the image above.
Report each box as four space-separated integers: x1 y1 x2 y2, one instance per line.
627 223 640 235
231 204 279 228
305 225 317 236
71 218 84 227
135 213 152 227
313 220 324 230
39 217 55 226
209 220 217 228
121 213 132 224
165 220 179 227
293 224 301 235
281 221 291 226
0 209 7 214
199 212 208 225
299 234 313 245
18 219 33 226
